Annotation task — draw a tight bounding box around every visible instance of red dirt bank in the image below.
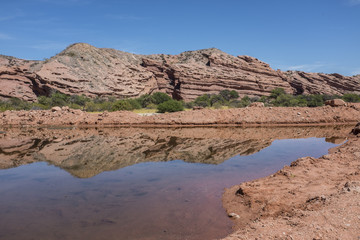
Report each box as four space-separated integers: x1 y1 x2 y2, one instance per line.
222 126 360 240
1 104 360 127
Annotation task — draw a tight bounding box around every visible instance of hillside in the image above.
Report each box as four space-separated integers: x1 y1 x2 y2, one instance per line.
1 43 359 102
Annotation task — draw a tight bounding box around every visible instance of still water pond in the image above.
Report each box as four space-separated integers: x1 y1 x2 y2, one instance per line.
0 126 350 240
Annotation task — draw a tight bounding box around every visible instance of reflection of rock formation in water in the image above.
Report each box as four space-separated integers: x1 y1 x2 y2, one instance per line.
0 137 50 169
0 126 353 178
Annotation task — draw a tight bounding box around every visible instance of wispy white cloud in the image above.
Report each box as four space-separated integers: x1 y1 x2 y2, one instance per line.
0 33 15 40
287 62 326 72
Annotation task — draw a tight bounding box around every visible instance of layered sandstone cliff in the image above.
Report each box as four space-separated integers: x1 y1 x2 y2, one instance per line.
1 43 359 101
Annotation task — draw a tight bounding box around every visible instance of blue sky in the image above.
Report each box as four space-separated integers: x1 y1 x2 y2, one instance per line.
0 0 359 76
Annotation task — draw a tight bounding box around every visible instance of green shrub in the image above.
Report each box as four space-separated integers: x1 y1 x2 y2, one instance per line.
70 94 90 106
210 94 226 106
151 92 172 105
137 94 152 108
270 88 286 99
157 100 184 113
219 90 239 101
228 100 241 108
194 94 211 107
112 100 134 111
184 101 194 109
342 93 360 103
306 95 324 107
240 96 251 107
50 92 70 107
213 102 223 109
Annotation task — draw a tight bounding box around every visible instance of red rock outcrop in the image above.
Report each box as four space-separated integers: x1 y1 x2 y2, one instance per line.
0 56 49 101
1 43 359 101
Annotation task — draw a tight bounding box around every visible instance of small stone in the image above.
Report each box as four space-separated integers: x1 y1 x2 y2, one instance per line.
249 102 265 107
228 213 240 219
51 106 62 112
325 99 347 107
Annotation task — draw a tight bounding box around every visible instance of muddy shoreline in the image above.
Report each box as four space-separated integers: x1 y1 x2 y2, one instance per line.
222 131 360 239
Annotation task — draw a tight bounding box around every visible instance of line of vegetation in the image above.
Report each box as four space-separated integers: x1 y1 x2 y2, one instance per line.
1 89 360 113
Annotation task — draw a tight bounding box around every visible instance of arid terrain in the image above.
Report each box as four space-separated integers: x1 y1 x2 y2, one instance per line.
222 124 360 240
1 104 360 127
1 43 359 102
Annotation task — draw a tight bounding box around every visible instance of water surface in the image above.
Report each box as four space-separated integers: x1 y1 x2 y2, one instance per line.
0 126 350 240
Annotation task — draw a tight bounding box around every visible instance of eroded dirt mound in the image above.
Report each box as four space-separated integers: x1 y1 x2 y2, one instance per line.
222 127 360 240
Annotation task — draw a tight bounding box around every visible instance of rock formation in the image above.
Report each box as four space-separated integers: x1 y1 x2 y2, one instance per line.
1 43 359 101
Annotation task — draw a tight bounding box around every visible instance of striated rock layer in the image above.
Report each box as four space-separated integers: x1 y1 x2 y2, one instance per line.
1 43 360 101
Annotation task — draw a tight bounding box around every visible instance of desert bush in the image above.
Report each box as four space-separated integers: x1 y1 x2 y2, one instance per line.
210 94 226 106
270 88 286 99
219 90 239 101
342 93 360 102
194 94 211 107
137 94 153 108
49 92 70 107
212 102 223 109
157 99 184 113
112 100 134 111
151 92 172 105
70 94 90 106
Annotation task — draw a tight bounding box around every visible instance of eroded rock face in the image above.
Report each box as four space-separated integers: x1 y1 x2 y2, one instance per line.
1 43 360 101
0 56 49 101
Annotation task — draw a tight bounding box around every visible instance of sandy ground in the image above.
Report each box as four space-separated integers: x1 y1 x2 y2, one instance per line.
222 129 360 240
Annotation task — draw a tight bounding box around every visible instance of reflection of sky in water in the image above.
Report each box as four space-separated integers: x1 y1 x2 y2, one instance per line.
0 137 339 240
